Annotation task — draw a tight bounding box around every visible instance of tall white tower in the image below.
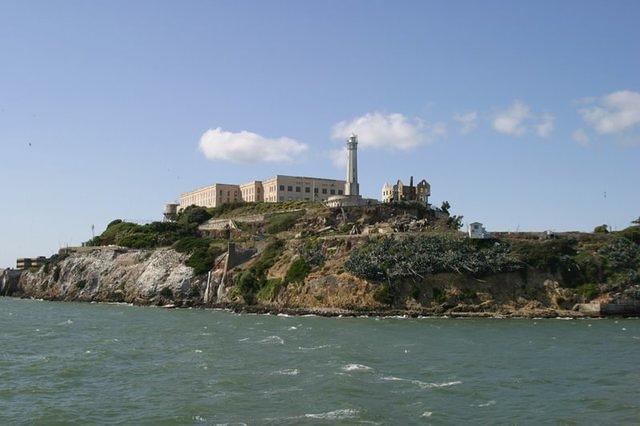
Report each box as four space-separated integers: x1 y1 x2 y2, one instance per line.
345 133 359 196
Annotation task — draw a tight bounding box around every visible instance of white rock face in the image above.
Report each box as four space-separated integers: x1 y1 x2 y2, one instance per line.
16 247 204 305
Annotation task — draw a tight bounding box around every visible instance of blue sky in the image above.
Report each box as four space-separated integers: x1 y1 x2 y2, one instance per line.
1 0 639 267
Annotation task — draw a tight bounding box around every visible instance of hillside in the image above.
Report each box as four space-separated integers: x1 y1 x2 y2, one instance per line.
3 202 639 317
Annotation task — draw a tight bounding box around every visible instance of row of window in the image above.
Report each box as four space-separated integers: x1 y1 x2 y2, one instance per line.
277 184 342 195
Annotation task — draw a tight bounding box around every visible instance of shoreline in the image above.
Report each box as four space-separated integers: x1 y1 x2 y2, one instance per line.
3 295 617 319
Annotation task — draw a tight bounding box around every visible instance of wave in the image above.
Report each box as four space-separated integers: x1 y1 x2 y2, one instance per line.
298 344 332 351
260 335 284 345
273 368 299 376
304 409 359 420
381 376 461 389
421 411 433 417
474 400 496 407
342 364 372 372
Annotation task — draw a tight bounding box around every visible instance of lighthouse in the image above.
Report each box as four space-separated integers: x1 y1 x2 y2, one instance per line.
345 133 359 196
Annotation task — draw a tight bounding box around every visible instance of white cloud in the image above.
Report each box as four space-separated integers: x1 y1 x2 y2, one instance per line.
571 129 590 146
579 90 640 134
453 111 478 134
492 101 531 136
331 112 445 150
198 127 308 163
536 113 555 138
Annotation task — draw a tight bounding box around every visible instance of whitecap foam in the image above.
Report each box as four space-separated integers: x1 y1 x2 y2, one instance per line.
421 411 433 417
274 368 299 376
342 364 372 372
260 335 284 345
304 409 359 420
288 326 297 330
298 344 332 351
474 400 496 407
382 376 461 389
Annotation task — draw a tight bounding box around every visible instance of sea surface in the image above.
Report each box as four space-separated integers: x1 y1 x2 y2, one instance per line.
1 298 639 425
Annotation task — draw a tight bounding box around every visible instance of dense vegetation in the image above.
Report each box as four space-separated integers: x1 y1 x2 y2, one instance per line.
345 234 520 281
346 225 640 303
233 239 285 303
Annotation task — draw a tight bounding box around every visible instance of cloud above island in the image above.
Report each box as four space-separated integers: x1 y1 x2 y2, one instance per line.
578 90 640 134
492 101 555 138
198 127 308 163
331 112 446 151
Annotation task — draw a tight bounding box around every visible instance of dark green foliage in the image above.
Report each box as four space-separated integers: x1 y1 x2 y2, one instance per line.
510 238 577 272
345 235 520 281
173 237 225 275
107 219 123 228
75 280 86 290
432 288 446 303
52 266 61 282
265 211 304 234
256 278 284 301
616 226 640 245
115 232 157 249
460 289 477 300
373 283 393 305
576 283 599 300
177 205 212 227
441 201 451 215
411 284 421 300
598 238 640 270
233 240 285 303
159 287 173 299
285 258 310 284
594 224 609 234
188 285 201 298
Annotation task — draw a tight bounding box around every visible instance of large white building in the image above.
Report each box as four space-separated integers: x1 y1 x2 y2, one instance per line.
178 175 345 211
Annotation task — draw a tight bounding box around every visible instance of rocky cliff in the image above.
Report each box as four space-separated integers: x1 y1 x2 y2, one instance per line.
3 244 577 317
5 247 205 306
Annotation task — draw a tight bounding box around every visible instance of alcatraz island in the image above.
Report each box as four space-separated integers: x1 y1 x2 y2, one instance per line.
2 134 640 318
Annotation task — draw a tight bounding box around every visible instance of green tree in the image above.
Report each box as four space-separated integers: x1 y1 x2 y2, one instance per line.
441 201 451 215
594 224 609 234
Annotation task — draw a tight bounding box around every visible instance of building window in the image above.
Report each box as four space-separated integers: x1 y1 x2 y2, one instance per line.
322 188 327 194
305 187 310 193
330 189 335 195
295 186 301 192
338 190 343 195
314 188 318 194
279 185 285 191
287 186 293 191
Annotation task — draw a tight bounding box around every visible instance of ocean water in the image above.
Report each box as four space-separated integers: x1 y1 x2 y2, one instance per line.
1 298 639 425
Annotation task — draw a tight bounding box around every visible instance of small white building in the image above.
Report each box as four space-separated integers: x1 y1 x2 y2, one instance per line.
468 222 489 239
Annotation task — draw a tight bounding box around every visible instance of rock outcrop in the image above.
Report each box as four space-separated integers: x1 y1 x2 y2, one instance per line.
10 247 205 306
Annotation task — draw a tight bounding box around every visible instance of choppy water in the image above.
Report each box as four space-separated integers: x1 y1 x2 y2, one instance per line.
1 298 639 424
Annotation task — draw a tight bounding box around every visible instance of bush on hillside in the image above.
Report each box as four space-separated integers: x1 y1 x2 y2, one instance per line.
345 235 520 281
265 211 304 234
285 258 311 284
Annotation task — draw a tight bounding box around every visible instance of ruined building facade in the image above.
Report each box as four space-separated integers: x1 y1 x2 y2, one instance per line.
381 177 431 205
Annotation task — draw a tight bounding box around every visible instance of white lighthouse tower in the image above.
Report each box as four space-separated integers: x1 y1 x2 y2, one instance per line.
345 133 359 196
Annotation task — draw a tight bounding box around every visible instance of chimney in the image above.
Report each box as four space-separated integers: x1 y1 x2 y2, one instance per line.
410 176 414 187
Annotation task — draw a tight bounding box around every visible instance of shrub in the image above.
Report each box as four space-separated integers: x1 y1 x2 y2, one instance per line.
345 235 520 281
265 211 304 234
432 288 446 303
576 283 599 301
594 224 609 234
233 239 285 303
177 205 212 227
115 232 157 249
159 286 174 299
598 237 640 270
373 283 393 305
75 280 86 290
285 258 310 284
617 226 640 245
256 278 284 301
